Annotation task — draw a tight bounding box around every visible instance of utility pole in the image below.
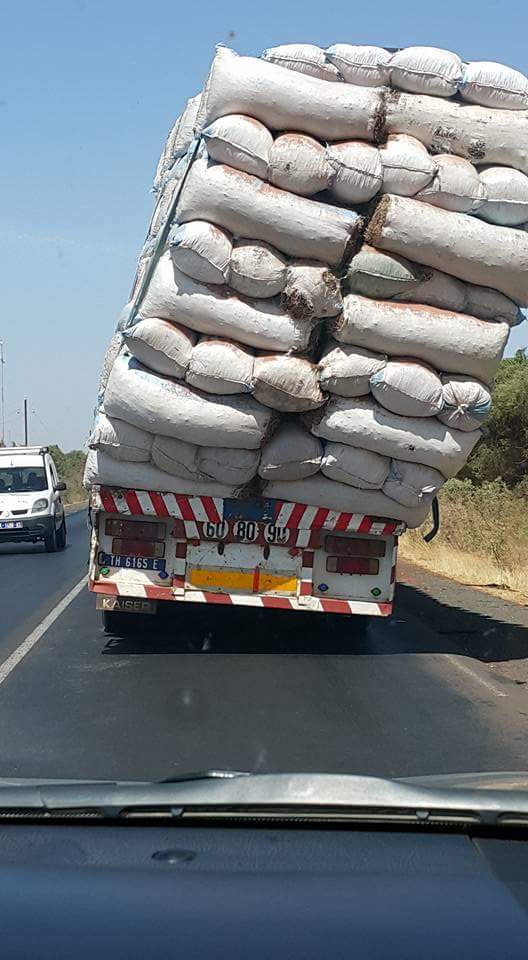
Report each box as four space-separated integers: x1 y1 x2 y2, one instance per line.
24 399 28 446
0 341 4 446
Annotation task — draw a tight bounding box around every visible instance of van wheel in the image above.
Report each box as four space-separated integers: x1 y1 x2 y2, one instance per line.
44 523 58 553
56 518 67 550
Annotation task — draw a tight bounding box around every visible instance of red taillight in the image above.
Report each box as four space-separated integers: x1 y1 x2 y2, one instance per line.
326 557 380 575
105 518 165 540
111 538 165 559
325 535 386 558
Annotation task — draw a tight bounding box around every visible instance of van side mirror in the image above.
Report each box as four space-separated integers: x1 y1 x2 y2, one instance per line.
54 481 67 492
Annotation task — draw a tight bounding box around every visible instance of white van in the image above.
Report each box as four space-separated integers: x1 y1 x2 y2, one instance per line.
0 447 67 552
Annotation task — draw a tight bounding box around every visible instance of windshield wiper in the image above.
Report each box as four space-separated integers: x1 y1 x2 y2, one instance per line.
0 773 528 827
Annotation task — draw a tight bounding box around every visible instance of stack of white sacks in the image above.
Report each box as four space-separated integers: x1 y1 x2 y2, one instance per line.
86 44 528 528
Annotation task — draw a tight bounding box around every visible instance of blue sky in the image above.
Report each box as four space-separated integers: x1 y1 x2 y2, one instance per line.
1 0 527 449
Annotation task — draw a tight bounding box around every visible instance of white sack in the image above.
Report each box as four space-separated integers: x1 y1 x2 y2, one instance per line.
262 43 341 81
380 134 436 196
386 46 462 97
366 194 528 305
268 133 331 196
104 354 275 449
385 92 528 176
282 261 342 320
262 475 432 528
318 342 385 397
416 155 486 214
383 460 445 508
345 245 433 300
123 317 197 379
334 295 508 383
438 375 492 432
258 421 323 481
186 338 255 394
141 253 317 353
460 61 528 110
370 360 444 418
98 332 124 399
84 449 241 498
88 413 152 463
229 240 288 299
169 220 232 284
152 435 259 485
253 355 325 412
326 140 383 203
478 166 528 226
310 396 481 478
153 93 201 192
322 442 390 489
325 44 391 87
176 157 361 265
202 114 273 180
197 47 384 142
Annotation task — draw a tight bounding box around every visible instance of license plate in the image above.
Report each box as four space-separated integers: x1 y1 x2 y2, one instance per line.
97 551 166 572
0 521 23 530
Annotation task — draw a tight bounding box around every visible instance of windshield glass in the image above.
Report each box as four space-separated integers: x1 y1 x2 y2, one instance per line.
0 467 47 493
1 4 527 801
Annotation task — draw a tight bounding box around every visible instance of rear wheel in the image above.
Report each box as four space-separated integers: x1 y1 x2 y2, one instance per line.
56 517 67 550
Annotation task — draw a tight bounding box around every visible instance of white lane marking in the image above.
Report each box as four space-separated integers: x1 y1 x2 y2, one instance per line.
445 653 508 698
0 576 87 686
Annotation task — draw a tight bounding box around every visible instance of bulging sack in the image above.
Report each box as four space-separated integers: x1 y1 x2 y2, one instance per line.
416 154 486 214
478 166 528 226
258 420 323 481
104 354 275 449
319 342 386 397
169 220 232 284
464 284 522 327
176 157 361 265
153 93 201 192
268 133 331 196
326 140 383 203
334 295 509 382
253 355 325 412
369 360 444 418
84 449 241 499
380 134 437 197
281 261 342 320
197 47 384 143
383 460 445 508
325 44 391 87
141 253 318 353
185 338 255 394
366 194 528 305
229 240 288 299
152 435 259 485
89 412 152 463
321 442 390 489
123 317 197 379
386 46 462 98
262 475 432 528
460 61 528 111
385 92 528 176
202 114 273 180
438 375 492 431
262 43 341 81
345 245 435 300
310 396 480 478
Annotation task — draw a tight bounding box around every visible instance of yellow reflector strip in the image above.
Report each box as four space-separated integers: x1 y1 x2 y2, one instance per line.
188 567 297 595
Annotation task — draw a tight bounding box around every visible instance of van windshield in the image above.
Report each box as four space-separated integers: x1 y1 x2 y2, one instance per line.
0 467 48 494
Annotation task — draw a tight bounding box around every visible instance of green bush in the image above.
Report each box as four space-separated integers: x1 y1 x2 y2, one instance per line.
48 445 86 504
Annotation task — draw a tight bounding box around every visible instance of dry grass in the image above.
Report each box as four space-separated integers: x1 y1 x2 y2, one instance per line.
400 480 528 601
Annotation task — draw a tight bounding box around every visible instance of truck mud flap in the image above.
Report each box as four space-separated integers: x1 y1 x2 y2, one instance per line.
96 595 158 615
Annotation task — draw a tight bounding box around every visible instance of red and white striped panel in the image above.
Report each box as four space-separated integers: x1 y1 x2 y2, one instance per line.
89 580 392 617
93 487 405 538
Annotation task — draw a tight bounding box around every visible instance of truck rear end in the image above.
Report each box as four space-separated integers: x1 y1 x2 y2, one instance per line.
88 485 402 627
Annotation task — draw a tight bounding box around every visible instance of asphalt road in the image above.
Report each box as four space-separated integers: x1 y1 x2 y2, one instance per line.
0 508 527 782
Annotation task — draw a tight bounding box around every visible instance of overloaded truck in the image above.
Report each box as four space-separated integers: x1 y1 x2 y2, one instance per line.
86 43 526 629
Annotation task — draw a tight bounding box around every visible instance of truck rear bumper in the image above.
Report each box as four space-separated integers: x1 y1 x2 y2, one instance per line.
89 579 393 617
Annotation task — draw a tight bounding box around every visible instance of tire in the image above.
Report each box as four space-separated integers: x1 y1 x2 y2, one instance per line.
44 521 58 553
56 517 67 550
102 610 131 635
